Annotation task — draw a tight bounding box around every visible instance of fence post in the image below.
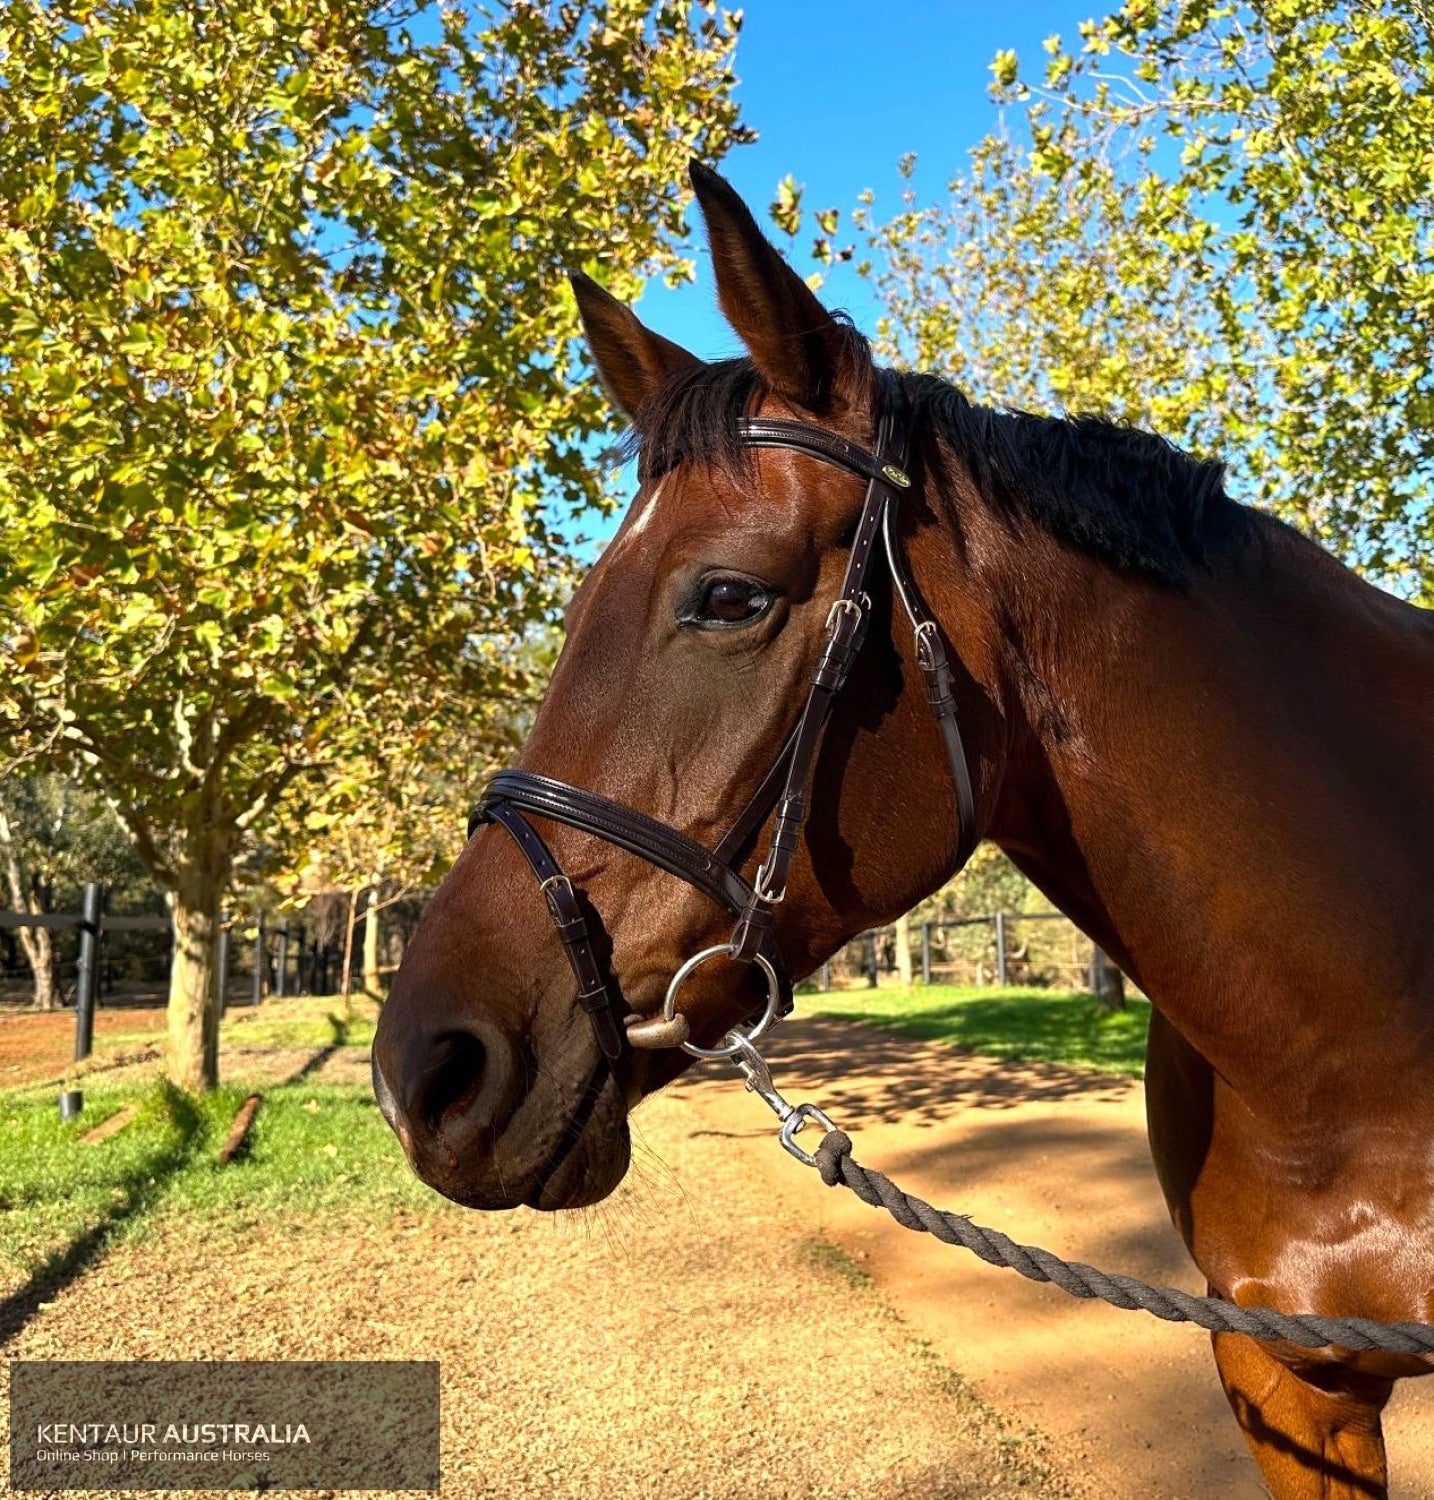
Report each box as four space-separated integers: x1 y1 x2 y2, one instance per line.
216 919 231 1019
74 881 102 1063
275 923 289 998
865 931 879 988
819 961 831 992
995 911 1008 988
252 912 265 1006
921 921 932 985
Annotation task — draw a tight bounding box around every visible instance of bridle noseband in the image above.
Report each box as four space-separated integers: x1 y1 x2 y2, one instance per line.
469 386 977 1063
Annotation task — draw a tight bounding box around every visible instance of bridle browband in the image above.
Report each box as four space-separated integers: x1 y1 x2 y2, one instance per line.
469 383 977 1064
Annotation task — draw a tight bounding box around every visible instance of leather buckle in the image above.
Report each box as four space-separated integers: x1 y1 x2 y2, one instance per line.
752 853 786 905
825 593 870 633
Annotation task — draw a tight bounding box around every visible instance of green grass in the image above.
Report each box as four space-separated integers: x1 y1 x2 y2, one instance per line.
0 1079 228 1273
0 1068 438 1287
802 984 1151 1076
0 985 1147 1305
159 1081 435 1225
220 996 378 1053
802 1234 871 1289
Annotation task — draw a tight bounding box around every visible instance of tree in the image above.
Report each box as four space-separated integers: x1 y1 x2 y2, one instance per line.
263 625 555 1001
272 705 519 1000
810 2 1434 597
0 0 749 1089
1091 946 1127 1011
853 141 1254 461
0 775 150 1008
769 4 1428 994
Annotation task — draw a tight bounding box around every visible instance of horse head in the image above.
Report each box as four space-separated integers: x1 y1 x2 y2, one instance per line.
371 164 993 1210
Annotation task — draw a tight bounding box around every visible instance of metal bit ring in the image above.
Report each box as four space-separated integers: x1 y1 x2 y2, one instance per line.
663 944 782 1060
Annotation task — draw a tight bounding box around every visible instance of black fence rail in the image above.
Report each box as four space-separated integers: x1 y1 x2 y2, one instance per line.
4 887 1123 1062
0 885 147 1063
0 886 386 1062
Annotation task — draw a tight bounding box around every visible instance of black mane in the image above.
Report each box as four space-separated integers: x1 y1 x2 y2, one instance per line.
624 355 1246 587
905 373 1243 585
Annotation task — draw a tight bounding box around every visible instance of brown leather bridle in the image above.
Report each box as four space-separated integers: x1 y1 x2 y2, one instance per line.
469 383 976 1064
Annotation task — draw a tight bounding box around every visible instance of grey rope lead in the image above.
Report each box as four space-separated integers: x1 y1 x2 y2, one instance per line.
719 1032 1434 1357
813 1130 1434 1357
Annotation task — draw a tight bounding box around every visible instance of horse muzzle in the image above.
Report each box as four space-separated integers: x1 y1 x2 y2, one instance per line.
372 993 631 1212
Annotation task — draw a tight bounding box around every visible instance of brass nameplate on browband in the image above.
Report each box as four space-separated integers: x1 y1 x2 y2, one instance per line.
882 464 911 488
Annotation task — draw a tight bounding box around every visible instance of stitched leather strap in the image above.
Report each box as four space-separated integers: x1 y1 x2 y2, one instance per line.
473 385 978 1061
476 771 757 916
882 495 979 867
473 774 791 1047
727 401 905 955
711 722 800 867
737 418 912 492
483 802 625 1062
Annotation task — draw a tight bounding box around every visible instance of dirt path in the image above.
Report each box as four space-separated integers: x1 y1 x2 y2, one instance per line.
6 1014 1431 1496
0 1005 166 1086
0 998 362 1091
1 1065 1064 1500
671 1017 1434 1499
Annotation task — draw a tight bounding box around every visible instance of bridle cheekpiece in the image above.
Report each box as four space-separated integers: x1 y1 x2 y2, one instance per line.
469 383 976 1064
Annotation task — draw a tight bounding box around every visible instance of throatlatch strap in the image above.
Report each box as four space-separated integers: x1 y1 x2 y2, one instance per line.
881 501 978 867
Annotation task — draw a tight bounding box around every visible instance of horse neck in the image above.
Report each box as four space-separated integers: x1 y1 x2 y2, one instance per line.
917 494 1434 1092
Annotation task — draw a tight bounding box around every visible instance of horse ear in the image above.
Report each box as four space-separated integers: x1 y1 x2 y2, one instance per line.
689 160 860 412
569 271 702 420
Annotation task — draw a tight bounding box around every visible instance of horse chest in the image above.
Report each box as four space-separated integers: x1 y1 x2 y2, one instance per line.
1179 1106 1434 1346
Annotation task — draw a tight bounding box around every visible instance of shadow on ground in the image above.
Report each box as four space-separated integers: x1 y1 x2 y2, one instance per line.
674 1014 1185 1283
676 1014 1139 1131
0 1113 202 1345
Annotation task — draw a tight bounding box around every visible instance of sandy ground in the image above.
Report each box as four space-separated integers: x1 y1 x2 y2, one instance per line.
0 1004 167 1087
672 1017 1434 1499
5 1013 1431 1497
1 1070 1061 1500
0 1000 345 1090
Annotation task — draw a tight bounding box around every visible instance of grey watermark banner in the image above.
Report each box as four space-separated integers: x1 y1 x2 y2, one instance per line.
9 1361 440 1491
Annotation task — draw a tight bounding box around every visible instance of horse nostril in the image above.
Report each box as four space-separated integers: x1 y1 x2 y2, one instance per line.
378 1014 522 1155
419 1032 488 1134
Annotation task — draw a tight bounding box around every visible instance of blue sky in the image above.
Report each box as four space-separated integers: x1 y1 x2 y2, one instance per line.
638 0 1102 363
572 0 1103 539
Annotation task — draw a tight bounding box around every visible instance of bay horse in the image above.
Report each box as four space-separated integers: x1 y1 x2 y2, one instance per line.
373 162 1434 1498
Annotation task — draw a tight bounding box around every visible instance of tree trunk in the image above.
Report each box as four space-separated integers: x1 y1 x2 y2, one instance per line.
340 887 360 1019
362 888 382 1000
167 850 228 1092
0 807 60 1009
1092 945 1127 1010
18 923 60 1010
894 911 913 988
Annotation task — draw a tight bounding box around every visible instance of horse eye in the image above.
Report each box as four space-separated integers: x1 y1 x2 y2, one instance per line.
692 576 772 627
